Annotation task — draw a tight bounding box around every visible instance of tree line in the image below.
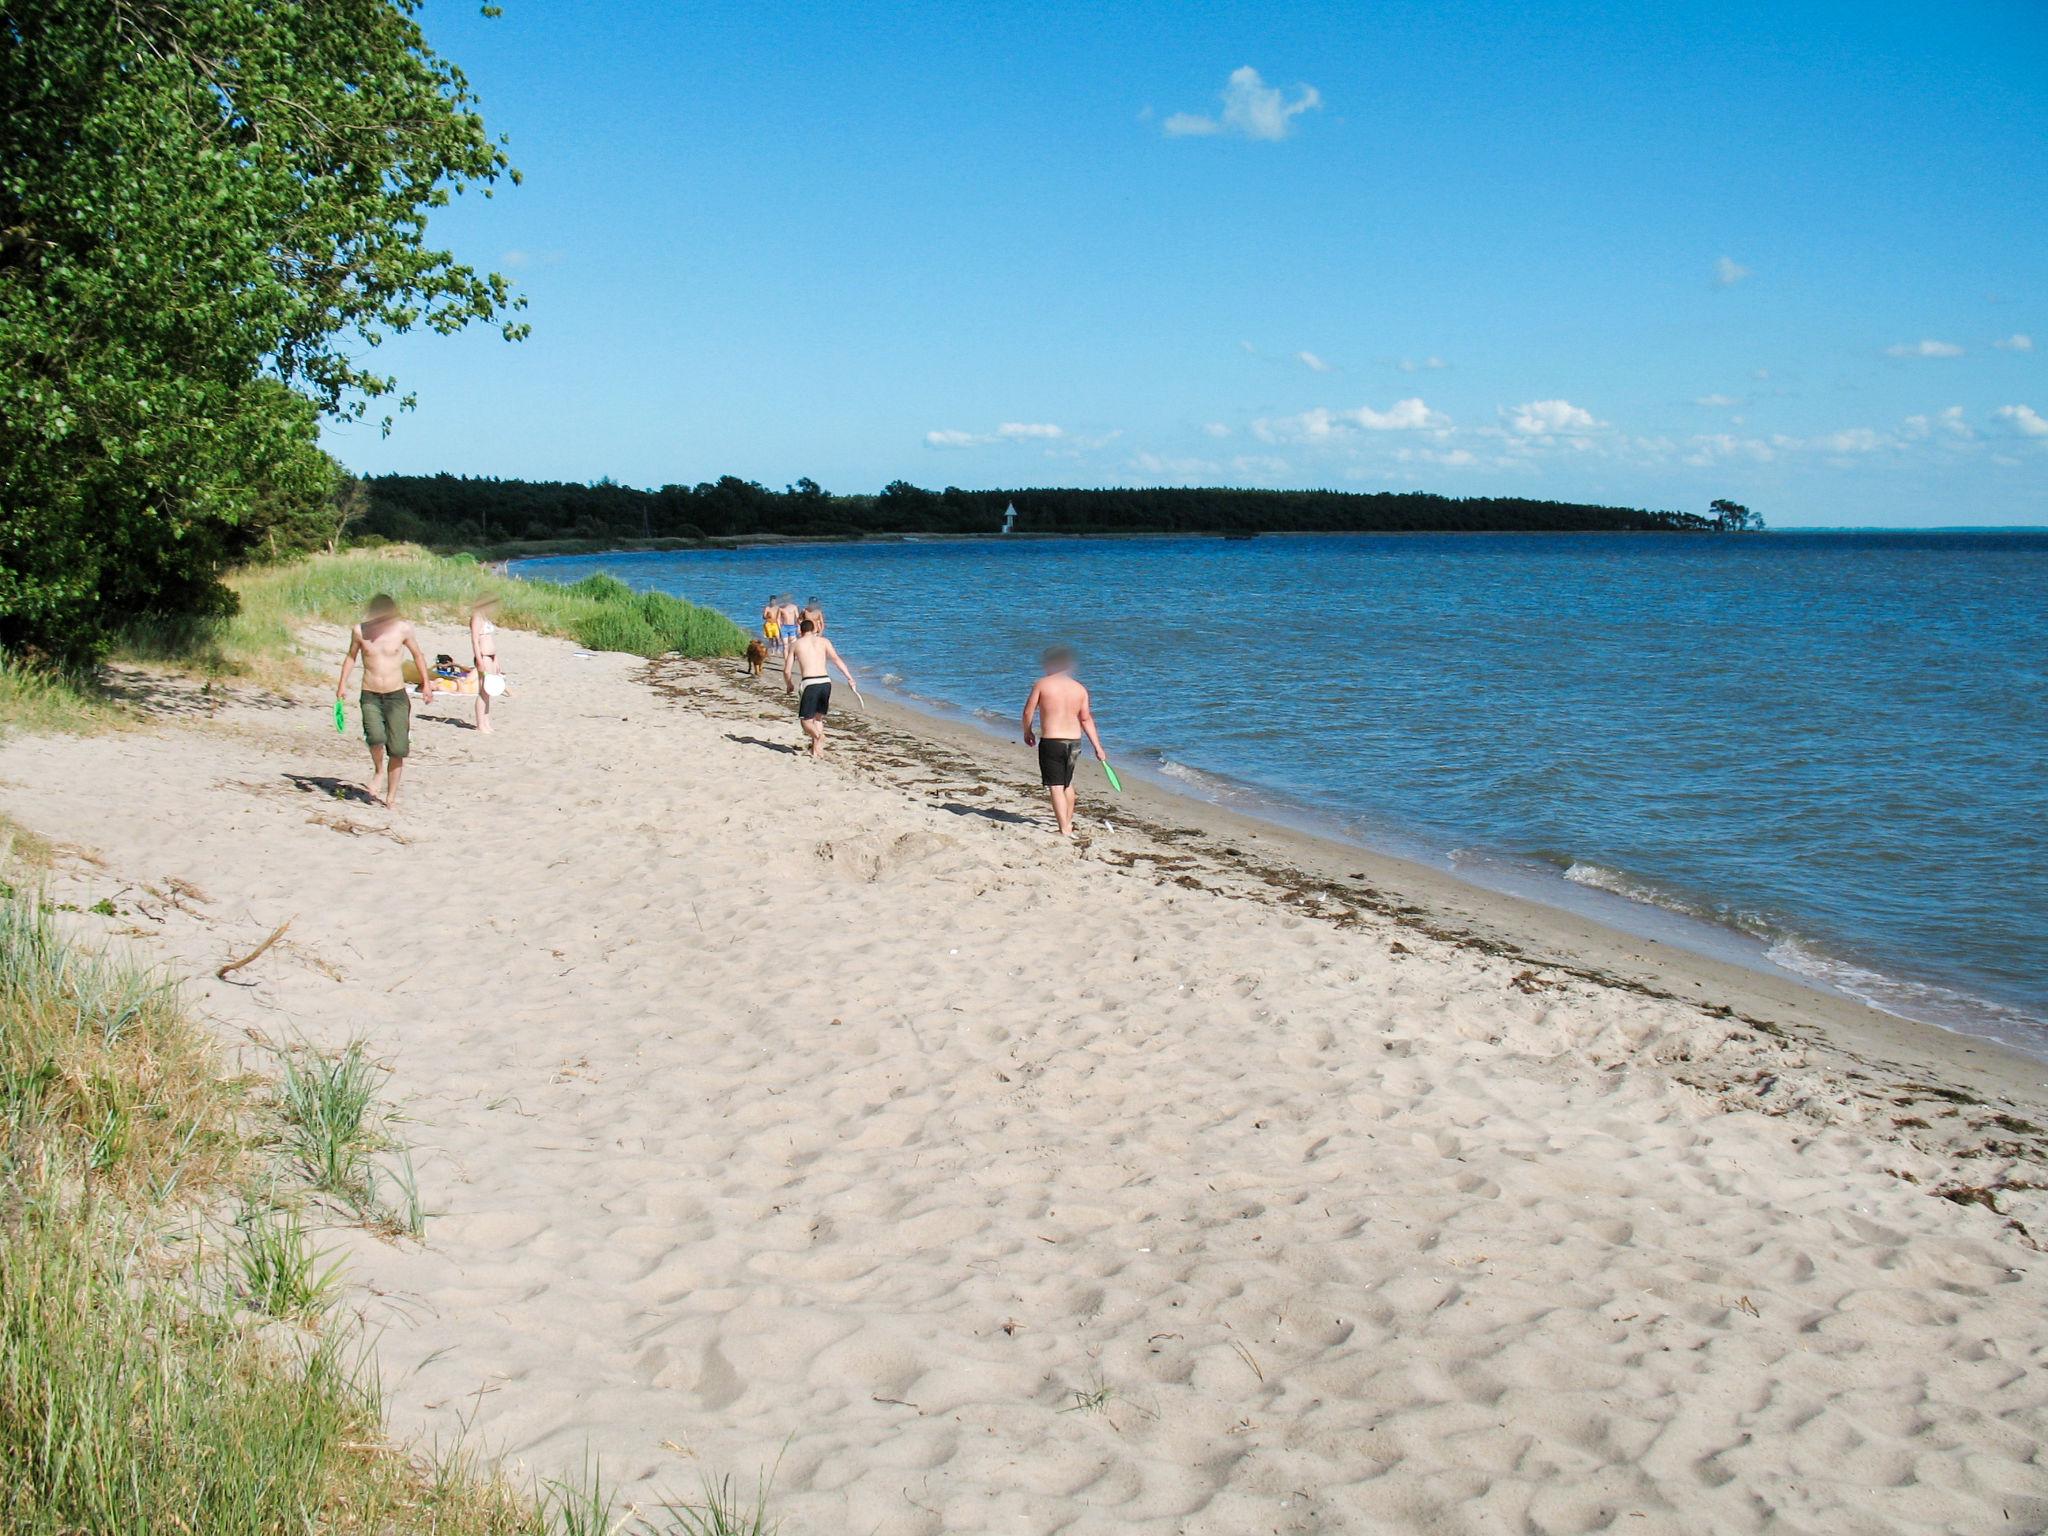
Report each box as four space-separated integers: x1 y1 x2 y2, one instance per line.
362 473 1723 545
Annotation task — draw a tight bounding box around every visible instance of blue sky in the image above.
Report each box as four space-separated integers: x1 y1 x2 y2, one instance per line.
326 0 2048 525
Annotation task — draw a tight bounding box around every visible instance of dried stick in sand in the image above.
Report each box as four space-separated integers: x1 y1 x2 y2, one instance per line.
217 918 293 981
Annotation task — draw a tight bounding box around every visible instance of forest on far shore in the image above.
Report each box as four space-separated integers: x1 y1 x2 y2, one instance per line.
362 473 1724 547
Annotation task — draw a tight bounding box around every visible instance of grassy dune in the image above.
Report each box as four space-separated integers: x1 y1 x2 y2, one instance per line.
0 548 748 735
126 548 749 685
0 845 560 1532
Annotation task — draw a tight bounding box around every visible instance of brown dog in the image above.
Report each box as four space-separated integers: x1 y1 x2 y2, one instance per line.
743 639 767 677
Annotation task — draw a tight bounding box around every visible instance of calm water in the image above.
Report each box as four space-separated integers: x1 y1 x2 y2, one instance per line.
519 533 2048 1053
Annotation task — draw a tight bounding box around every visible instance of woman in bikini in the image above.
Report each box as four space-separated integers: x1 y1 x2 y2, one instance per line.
470 597 503 733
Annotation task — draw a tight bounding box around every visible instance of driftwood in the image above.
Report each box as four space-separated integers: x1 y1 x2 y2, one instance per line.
217 918 293 981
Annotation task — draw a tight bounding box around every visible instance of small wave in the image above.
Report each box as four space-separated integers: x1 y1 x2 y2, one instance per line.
1764 939 2046 1046
1562 862 1778 939
1563 861 1698 915
1155 756 1243 800
880 672 904 686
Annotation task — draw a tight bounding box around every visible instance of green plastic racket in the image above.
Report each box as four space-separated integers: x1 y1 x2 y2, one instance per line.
1102 760 1123 793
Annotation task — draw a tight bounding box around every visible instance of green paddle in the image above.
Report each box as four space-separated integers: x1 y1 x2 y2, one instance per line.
332 698 346 733
1102 760 1123 793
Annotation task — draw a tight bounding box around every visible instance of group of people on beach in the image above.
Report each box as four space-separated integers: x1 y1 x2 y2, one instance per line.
758 592 1111 836
334 593 502 810
328 583 1108 834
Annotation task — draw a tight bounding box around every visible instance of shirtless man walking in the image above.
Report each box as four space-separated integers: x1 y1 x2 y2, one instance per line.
336 594 435 808
782 617 859 759
1020 646 1109 838
777 595 802 650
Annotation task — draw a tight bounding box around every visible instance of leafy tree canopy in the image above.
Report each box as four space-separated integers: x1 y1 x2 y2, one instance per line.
0 0 523 665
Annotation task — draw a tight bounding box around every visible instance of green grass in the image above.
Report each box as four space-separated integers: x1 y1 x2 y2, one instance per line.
0 863 785 1534
0 874 562 1533
161 546 748 683
279 1040 382 1206
234 1198 347 1320
0 654 113 738
5 544 747 730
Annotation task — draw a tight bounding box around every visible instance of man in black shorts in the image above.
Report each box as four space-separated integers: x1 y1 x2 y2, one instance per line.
782 617 860 759
1020 646 1110 837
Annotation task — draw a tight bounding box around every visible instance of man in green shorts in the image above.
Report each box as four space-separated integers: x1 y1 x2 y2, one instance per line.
336 594 436 808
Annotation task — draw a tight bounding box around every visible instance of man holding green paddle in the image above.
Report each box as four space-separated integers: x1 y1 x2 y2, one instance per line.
1021 646 1114 838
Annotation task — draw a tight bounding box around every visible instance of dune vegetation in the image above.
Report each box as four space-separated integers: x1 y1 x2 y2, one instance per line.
122 547 749 685
0 546 748 736
0 832 783 1533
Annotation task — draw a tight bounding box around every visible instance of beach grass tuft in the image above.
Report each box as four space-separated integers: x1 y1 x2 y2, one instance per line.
234 1198 347 1320
279 1039 383 1207
648 1453 786 1536
0 654 114 738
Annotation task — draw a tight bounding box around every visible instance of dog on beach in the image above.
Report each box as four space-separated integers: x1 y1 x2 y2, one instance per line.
743 639 767 677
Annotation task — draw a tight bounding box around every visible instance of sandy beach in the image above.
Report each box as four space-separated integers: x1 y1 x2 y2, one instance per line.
5 625 2046 1534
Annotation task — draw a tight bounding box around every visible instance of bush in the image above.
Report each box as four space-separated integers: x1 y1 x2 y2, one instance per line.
567 572 632 603
573 608 662 657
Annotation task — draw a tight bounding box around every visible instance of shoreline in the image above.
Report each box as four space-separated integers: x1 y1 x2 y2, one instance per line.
464 524 1722 562
510 545 2046 1058
663 655 2048 1121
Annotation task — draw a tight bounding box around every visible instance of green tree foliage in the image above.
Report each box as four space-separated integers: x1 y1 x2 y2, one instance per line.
1710 498 1763 532
0 0 524 666
362 473 1718 546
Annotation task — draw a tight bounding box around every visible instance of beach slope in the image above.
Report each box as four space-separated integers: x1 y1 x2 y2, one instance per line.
3 628 2044 1535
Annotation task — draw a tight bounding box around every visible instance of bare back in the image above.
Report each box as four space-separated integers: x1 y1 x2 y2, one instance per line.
787 632 835 678
1032 673 1090 738
353 619 416 692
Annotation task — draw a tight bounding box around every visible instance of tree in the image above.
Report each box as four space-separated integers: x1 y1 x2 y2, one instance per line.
0 0 524 666
1710 498 1763 532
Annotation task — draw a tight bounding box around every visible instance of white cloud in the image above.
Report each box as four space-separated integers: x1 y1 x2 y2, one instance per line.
1296 350 1333 373
1886 339 1965 358
1397 355 1449 372
1504 399 1604 435
1694 393 1741 407
1714 256 1752 286
1164 66 1322 141
1682 433 1777 467
1997 403 2048 437
926 422 1067 448
1903 405 1973 441
1201 421 1232 438
1811 427 1886 453
1994 333 2034 352
1252 397 1448 443
1752 368 1772 381
1355 397 1446 430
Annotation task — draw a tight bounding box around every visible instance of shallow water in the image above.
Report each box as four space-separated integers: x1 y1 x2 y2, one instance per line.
519 532 2048 1054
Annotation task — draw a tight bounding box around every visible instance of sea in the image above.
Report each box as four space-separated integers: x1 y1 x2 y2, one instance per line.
515 532 2048 1057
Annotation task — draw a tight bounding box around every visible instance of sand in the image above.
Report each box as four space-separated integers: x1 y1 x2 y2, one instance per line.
5 624 2047 1535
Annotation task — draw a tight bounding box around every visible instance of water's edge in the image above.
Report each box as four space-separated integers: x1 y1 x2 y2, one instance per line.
512 543 2048 1062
